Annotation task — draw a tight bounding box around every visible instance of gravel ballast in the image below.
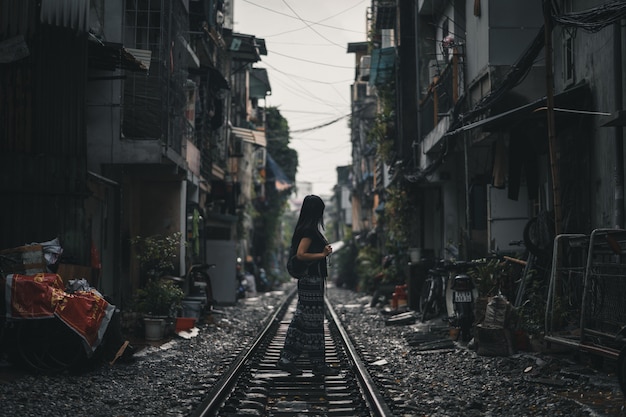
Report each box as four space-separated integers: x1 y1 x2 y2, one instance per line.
0 283 624 416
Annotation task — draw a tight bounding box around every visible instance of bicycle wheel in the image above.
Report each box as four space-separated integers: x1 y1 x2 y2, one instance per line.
419 279 440 322
17 318 85 372
17 319 53 372
523 212 555 260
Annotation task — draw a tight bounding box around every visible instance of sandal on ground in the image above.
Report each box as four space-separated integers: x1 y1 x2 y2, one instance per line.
276 358 302 375
312 363 340 376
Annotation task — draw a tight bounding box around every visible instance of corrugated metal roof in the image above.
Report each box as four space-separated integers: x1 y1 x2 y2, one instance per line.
124 47 152 72
231 126 266 147
40 0 89 32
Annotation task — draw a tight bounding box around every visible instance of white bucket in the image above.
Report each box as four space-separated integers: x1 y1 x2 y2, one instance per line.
144 318 166 341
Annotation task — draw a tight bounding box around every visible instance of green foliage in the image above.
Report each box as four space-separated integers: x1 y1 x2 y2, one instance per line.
356 245 382 293
334 232 359 289
255 107 296 273
367 95 396 166
134 278 184 317
384 187 410 250
130 232 183 277
468 258 523 299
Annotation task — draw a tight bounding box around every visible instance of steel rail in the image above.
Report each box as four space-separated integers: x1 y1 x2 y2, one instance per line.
191 287 297 417
325 297 395 417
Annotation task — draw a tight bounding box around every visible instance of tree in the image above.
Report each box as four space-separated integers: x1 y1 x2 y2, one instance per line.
252 107 297 279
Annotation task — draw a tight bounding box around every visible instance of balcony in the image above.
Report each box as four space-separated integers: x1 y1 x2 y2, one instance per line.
419 54 462 154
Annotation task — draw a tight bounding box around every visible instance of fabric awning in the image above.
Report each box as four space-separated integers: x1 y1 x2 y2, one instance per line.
266 153 292 191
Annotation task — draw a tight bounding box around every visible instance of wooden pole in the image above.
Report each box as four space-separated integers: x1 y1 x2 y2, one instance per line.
543 0 562 236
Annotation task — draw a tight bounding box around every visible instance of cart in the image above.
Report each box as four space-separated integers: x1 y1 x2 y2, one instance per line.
544 229 626 393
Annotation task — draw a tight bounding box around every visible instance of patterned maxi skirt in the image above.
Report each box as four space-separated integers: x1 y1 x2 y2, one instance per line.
280 274 325 365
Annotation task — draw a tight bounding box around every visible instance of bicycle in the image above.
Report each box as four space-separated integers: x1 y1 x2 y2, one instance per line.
1 253 86 373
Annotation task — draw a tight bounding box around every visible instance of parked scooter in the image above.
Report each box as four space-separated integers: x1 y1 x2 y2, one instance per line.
448 272 476 341
179 263 215 317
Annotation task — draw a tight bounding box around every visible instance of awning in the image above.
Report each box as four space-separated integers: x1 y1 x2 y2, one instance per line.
40 0 89 32
369 47 395 86
189 65 230 90
230 33 266 62
88 38 151 72
445 81 591 137
250 68 271 98
266 153 292 191
231 126 267 147
178 34 200 69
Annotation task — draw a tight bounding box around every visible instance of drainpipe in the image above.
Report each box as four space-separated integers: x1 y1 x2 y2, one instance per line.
613 21 624 229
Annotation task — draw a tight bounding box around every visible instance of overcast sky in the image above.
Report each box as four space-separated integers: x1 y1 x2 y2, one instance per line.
234 0 370 196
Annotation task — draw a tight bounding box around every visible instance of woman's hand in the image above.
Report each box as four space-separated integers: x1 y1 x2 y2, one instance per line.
323 244 332 257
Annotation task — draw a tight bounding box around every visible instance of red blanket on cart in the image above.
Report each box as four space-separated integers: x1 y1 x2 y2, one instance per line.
5 273 113 352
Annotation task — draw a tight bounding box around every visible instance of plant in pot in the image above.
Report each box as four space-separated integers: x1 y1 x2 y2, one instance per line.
134 278 185 341
131 232 183 284
131 232 185 340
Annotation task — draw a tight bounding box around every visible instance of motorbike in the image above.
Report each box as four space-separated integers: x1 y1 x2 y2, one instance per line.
448 272 476 342
419 260 478 342
181 263 215 316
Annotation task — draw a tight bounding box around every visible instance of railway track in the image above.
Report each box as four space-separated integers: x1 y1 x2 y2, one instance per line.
191 288 394 417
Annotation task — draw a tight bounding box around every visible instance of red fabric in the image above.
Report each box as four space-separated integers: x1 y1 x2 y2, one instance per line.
55 291 110 348
7 273 112 351
8 273 65 318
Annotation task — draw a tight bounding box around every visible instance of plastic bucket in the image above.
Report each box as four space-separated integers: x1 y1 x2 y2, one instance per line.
144 318 166 341
175 317 197 332
182 300 202 319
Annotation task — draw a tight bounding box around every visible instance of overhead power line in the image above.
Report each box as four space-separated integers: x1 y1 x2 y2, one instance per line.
290 114 350 133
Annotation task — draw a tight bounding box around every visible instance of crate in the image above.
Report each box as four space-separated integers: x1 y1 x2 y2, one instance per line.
0 244 47 275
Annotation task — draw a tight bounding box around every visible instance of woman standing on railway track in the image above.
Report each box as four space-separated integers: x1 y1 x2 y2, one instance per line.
276 194 339 376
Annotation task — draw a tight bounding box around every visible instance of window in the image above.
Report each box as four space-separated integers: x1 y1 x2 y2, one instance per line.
125 0 162 52
562 28 575 86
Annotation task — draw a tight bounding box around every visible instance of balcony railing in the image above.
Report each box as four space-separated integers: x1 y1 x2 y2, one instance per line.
419 53 463 141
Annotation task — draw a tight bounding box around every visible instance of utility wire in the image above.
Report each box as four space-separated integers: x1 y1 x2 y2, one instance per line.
290 114 351 133
552 0 626 33
281 0 345 49
267 50 354 69
241 0 365 36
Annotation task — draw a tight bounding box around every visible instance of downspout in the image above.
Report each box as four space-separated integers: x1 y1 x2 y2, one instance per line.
613 21 624 228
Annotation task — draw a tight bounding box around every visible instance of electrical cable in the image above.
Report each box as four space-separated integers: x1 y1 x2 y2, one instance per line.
242 0 366 37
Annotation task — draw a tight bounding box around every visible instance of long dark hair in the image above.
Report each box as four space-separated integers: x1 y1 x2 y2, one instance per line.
291 195 326 247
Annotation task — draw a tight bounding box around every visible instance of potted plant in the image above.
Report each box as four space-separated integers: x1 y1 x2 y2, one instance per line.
131 232 183 283
134 278 185 341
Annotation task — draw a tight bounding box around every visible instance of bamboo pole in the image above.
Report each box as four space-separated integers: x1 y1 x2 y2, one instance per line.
543 0 562 236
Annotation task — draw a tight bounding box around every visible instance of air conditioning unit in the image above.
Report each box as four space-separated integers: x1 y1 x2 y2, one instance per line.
359 55 371 81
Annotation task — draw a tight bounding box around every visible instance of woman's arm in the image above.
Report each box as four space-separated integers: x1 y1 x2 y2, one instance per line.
296 237 332 262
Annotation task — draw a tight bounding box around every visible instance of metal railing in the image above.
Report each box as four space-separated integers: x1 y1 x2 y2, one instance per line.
545 229 626 358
